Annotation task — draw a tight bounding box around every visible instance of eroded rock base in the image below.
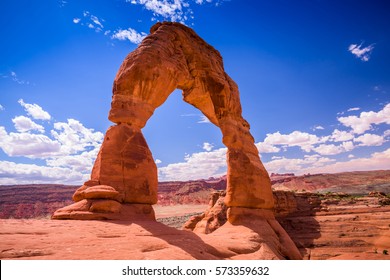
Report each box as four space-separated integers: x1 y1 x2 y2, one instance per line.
52 200 155 221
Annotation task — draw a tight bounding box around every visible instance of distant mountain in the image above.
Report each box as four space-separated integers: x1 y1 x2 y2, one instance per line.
1 170 389 218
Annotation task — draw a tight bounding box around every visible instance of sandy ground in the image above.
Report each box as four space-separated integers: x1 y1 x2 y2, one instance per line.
153 204 208 218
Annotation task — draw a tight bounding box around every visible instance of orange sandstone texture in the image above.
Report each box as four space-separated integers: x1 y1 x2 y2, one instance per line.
51 22 300 259
53 21 274 218
108 21 274 209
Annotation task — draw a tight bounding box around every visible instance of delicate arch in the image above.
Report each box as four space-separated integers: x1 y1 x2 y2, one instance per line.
53 22 274 221
107 22 273 209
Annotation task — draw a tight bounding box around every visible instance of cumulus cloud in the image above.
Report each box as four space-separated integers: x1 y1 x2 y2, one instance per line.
264 154 335 174
129 0 190 22
18 99 51 120
0 160 88 185
73 18 81 24
255 142 280 153
111 28 147 44
155 159 162 164
12 116 45 133
0 127 61 158
158 147 227 181
264 147 390 176
313 144 342 156
45 149 99 173
128 0 226 23
354 133 385 147
301 148 390 175
0 104 4 111
0 100 104 185
51 119 104 155
348 42 375 62
338 103 390 134
154 102 390 180
202 142 214 151
262 130 323 153
330 129 355 142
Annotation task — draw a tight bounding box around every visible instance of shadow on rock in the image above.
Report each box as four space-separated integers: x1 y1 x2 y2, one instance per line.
274 191 322 259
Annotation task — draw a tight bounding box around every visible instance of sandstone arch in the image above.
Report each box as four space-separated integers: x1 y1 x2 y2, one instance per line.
53 22 274 220
52 22 301 260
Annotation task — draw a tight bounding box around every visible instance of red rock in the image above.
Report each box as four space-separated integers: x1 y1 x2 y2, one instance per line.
73 185 122 202
53 21 274 219
50 22 301 259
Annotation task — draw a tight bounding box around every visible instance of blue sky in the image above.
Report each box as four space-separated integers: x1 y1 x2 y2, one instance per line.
0 0 389 185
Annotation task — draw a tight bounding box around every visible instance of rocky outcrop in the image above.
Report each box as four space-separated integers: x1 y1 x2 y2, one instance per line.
51 22 300 259
53 22 274 218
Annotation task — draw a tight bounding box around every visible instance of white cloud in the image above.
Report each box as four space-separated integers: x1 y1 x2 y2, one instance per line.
12 116 45 133
264 147 390 176
264 155 335 174
347 107 360 112
255 142 280 153
0 160 88 185
263 130 322 152
0 104 4 111
0 98 105 185
129 0 189 22
202 142 214 151
18 99 51 120
0 127 61 158
155 159 162 164
341 141 355 152
74 11 105 33
128 0 225 23
338 103 390 134
45 149 99 173
197 115 211 124
313 125 324 131
158 147 227 181
91 15 104 29
195 0 214 4
313 144 344 155
348 42 375 62
111 28 147 44
330 129 355 142
2 71 30 85
300 148 390 175
51 119 104 155
354 133 385 147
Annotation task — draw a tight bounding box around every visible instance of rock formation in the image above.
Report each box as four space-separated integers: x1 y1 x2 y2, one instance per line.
52 22 301 259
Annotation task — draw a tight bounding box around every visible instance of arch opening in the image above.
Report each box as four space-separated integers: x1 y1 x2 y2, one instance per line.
53 21 274 219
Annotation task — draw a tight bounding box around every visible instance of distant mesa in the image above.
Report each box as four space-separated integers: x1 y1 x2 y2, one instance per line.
52 22 301 259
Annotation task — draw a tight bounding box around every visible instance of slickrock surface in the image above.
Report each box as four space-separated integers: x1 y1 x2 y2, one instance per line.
0 218 295 260
1 192 389 259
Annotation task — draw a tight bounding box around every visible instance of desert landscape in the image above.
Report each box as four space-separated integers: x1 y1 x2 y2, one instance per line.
1 5 390 265
1 170 390 260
